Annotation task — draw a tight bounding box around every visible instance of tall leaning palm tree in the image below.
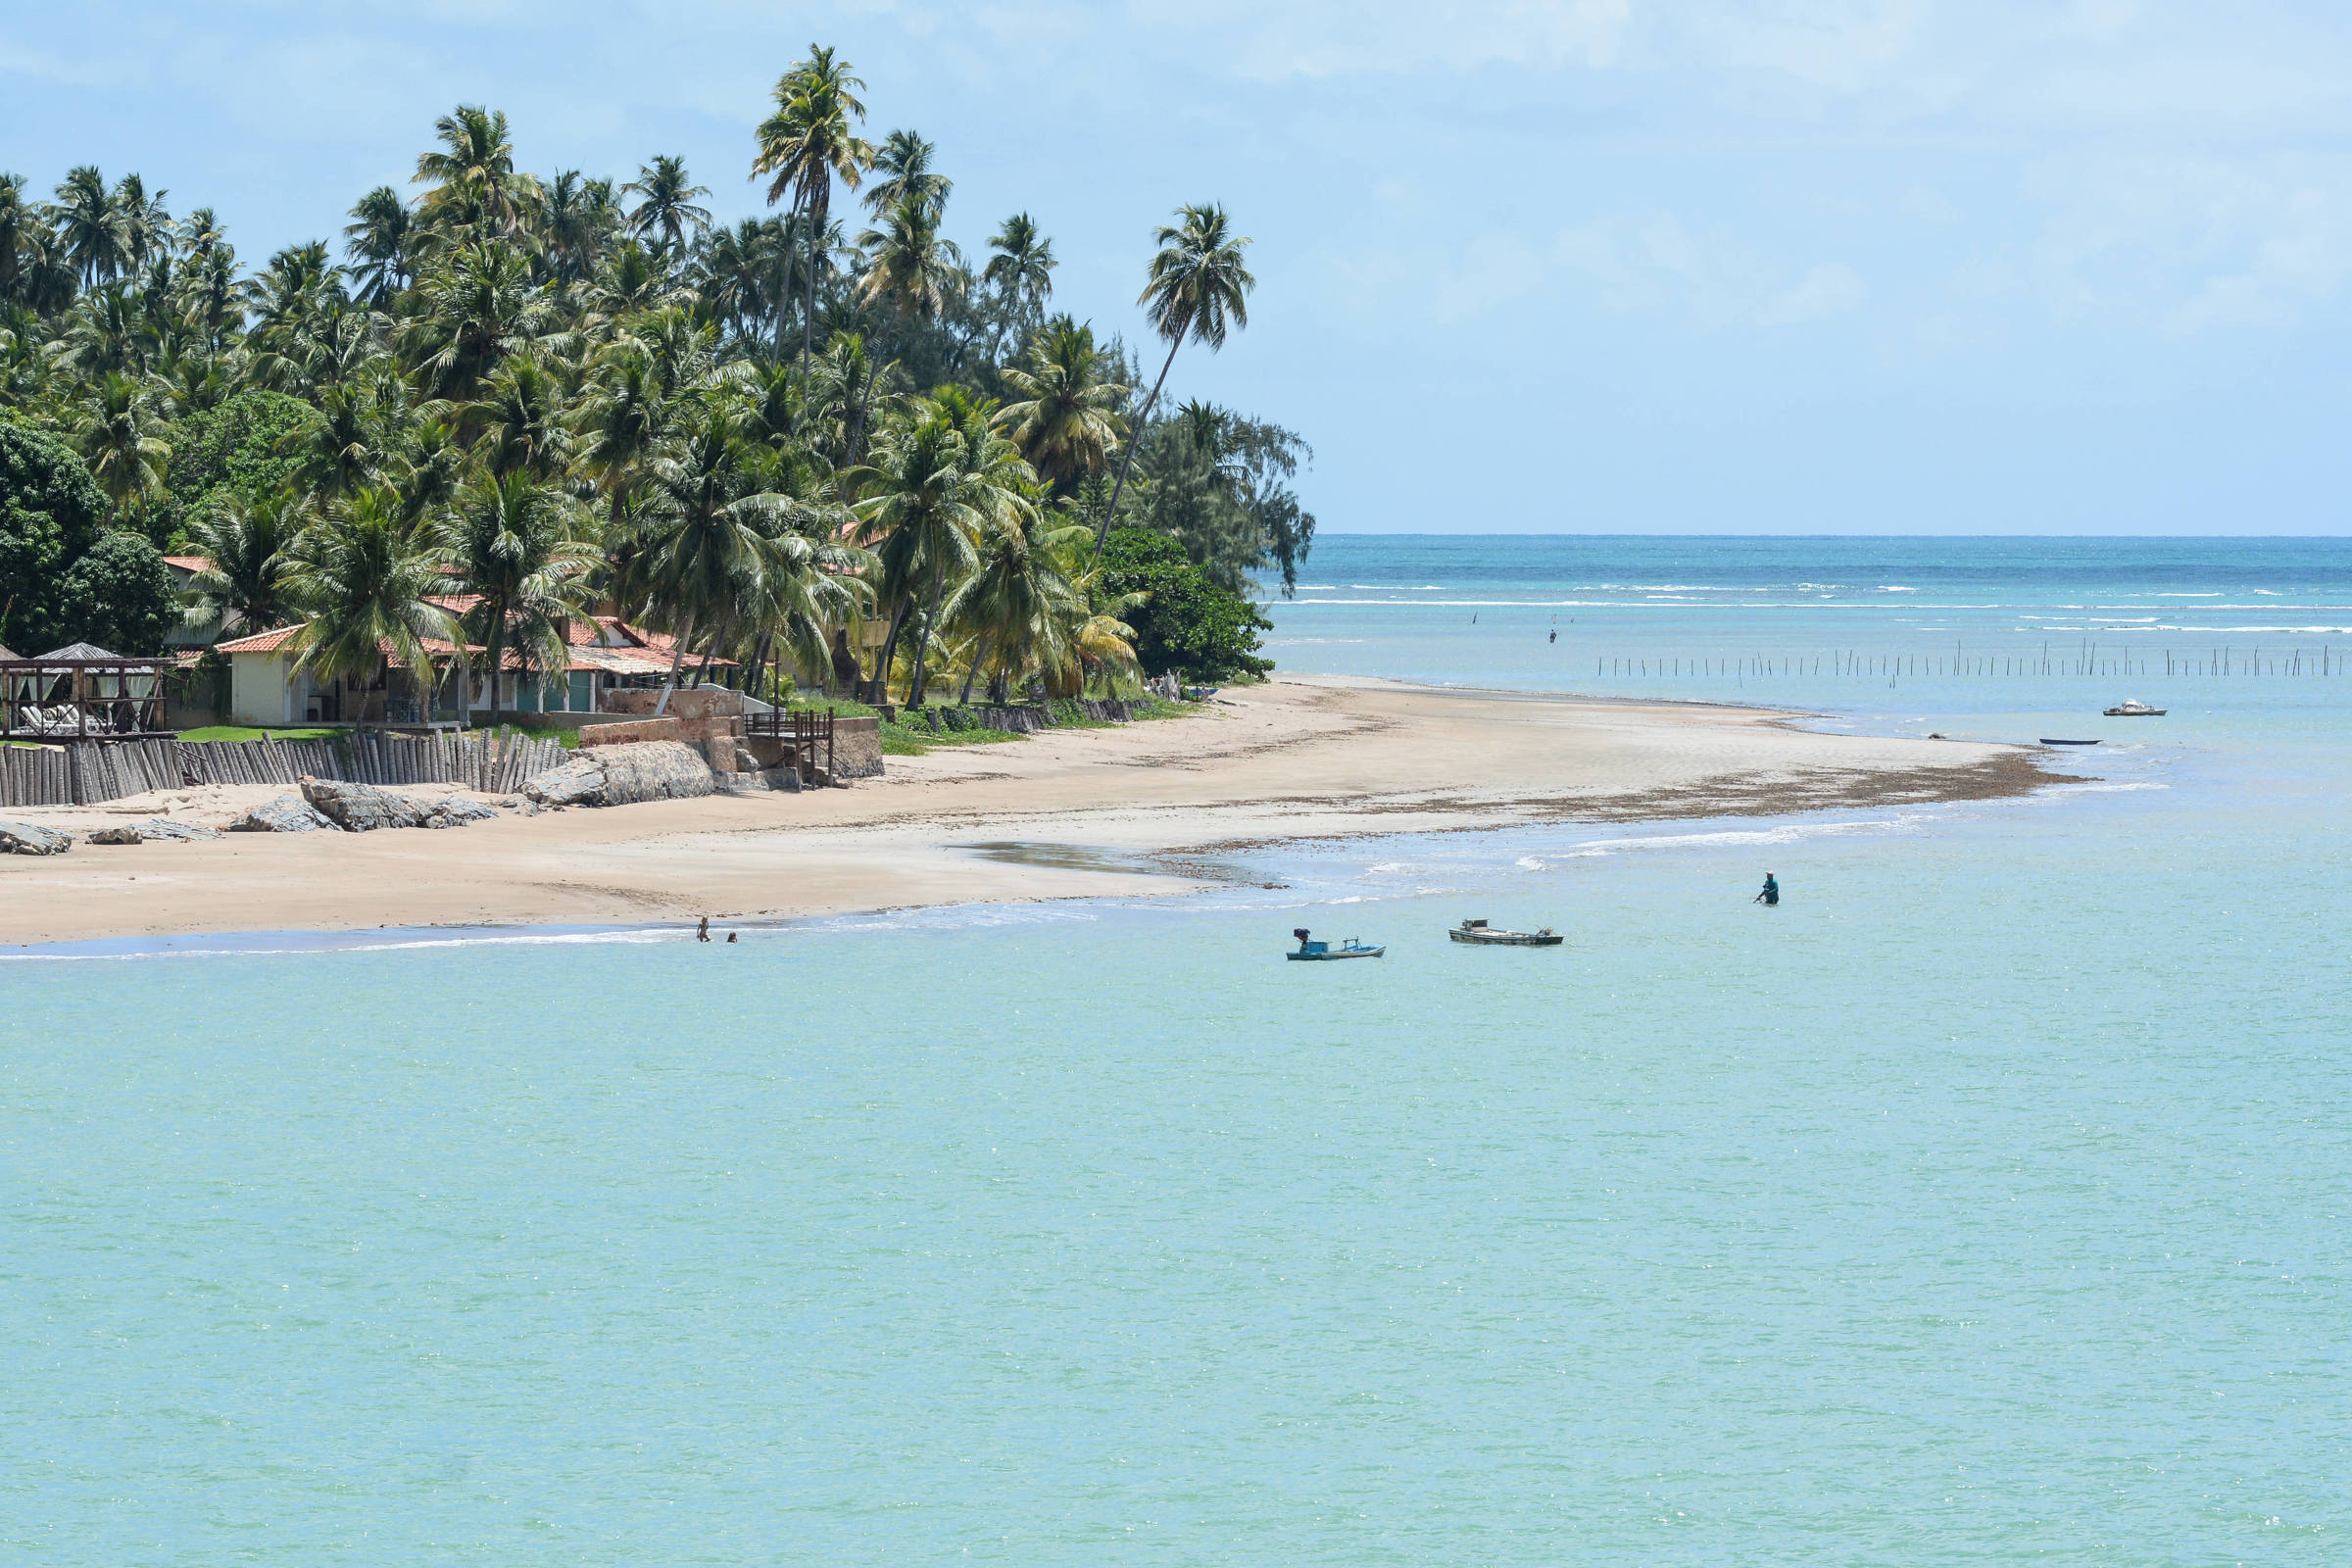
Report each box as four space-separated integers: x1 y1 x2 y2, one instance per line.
280 486 461 726
1093 203 1254 552
445 473 600 729
751 45 873 373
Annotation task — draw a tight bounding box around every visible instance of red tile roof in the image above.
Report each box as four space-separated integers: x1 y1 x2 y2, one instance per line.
213 625 303 654
162 555 214 574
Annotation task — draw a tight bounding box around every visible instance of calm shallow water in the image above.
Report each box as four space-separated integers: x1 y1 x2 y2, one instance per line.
4 537 2347 1564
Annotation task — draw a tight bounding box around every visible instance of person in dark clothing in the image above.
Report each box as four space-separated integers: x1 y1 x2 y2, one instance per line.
1755 873 1780 906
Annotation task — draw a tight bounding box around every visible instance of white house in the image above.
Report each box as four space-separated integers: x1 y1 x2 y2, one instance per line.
211 615 720 727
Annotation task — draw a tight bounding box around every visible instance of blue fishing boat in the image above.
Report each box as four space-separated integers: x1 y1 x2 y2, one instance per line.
1288 927 1385 960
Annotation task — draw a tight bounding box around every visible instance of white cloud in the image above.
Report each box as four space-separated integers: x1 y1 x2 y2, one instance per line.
1759 262 1867 324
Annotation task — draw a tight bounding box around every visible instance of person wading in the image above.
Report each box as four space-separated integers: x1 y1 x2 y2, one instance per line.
1754 872 1780 906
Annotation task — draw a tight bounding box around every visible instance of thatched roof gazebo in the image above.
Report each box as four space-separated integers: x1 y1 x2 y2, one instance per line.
0 643 174 741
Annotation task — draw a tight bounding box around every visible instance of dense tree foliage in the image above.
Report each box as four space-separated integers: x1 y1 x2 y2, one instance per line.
0 52 1312 704
1097 528 1272 682
0 420 111 652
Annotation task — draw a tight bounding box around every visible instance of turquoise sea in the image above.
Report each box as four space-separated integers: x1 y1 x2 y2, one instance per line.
5 537 2346 1565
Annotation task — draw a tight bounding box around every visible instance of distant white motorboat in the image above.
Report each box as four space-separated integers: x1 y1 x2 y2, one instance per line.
2103 700 2166 716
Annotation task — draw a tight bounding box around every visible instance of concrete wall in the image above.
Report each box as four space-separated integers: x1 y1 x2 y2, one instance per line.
601 687 743 720
829 715 881 778
578 716 684 747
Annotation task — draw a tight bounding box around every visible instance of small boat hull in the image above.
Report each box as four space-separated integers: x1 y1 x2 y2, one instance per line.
1289 945 1384 960
2040 738 2101 746
2103 708 2166 716
1450 919 1562 947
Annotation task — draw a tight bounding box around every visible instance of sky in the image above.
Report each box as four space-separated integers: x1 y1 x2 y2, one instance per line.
8 1 2352 535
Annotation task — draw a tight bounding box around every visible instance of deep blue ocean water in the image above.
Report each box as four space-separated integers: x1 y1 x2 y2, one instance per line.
4 537 2346 1564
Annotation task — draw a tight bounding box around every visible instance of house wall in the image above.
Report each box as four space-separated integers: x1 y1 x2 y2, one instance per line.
227 653 298 727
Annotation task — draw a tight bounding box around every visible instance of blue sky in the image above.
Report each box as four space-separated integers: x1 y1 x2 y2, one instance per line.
9 2 2352 534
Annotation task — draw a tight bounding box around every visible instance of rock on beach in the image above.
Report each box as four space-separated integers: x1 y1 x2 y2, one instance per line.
0 820 73 856
228 796 336 833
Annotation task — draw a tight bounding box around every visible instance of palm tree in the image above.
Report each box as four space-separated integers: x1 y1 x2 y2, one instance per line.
621 402 800 712
995 317 1127 495
0 173 30 304
71 371 172 528
1094 203 1254 552
751 45 873 372
50 167 124 287
538 170 620 284
857 191 960 326
851 403 995 706
344 186 415 306
113 173 171 271
982 213 1054 361
280 486 461 725
475 352 573 480
413 106 541 238
445 473 599 728
864 130 951 221
571 340 669 522
183 494 300 636
280 378 386 501
623 156 712 255
398 238 555 398
48 281 149 378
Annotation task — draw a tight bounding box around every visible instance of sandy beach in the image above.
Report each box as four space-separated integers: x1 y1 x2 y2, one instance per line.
0 676 2066 948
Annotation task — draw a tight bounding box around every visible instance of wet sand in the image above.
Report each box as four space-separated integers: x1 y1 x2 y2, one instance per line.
0 676 2069 947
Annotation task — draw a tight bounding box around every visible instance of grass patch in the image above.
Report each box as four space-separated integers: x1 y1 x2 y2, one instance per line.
176 725 341 744
879 716 1025 755
501 725 583 751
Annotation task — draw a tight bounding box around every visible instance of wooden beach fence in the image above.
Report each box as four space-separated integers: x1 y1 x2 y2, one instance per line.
1581 645 2342 680
0 728 567 809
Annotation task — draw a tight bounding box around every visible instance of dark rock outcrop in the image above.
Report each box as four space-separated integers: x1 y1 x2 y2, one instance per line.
522 740 715 808
299 778 428 832
0 820 72 856
86 818 221 845
228 796 336 833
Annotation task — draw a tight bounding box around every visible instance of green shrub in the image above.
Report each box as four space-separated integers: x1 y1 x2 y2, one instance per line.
1097 527 1273 682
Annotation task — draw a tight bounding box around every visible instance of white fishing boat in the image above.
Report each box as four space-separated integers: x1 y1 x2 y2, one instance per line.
2103 700 2166 716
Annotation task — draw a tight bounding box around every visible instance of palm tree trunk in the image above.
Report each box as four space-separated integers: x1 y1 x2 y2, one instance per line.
486 619 506 731
957 632 991 706
653 612 695 716
801 186 824 376
692 613 734 689
907 573 946 710
867 602 908 705
1093 330 1184 556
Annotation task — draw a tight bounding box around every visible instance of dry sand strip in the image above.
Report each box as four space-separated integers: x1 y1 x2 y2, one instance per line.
0 676 2075 947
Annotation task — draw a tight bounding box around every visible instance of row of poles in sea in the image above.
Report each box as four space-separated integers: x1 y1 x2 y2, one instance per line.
1575 645 2346 679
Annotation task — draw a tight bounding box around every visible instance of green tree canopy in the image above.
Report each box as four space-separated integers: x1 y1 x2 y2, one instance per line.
0 420 109 651
55 529 176 655
1096 526 1269 682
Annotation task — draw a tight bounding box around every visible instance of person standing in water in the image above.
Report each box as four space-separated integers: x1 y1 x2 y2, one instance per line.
1755 873 1780 906
697 915 711 942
